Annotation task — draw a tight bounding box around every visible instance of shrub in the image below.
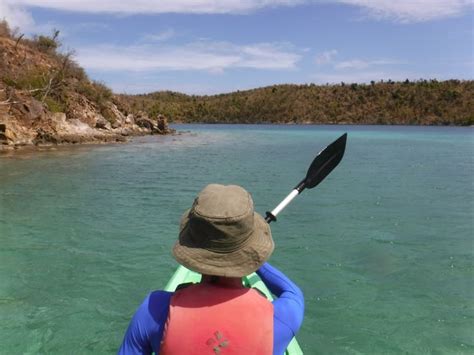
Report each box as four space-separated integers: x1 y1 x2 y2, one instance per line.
2 77 18 88
100 106 117 124
92 81 113 101
34 35 59 53
0 19 11 38
66 60 88 81
32 30 61 53
76 80 115 122
76 80 112 105
44 97 66 113
5 68 49 91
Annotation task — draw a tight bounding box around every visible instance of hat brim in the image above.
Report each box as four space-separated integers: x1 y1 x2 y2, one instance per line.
172 210 274 277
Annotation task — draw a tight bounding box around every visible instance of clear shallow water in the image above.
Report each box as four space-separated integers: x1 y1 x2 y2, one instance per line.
0 124 473 354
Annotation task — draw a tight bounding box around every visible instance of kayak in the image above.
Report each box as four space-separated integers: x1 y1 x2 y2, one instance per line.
164 265 304 355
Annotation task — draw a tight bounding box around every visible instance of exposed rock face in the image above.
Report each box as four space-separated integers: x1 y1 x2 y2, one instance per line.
0 32 174 150
0 97 173 149
125 114 134 125
95 116 111 130
0 122 18 143
136 117 154 130
156 114 170 133
134 112 172 135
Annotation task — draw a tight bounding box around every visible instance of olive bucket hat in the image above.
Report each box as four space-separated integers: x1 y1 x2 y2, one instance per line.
173 184 274 277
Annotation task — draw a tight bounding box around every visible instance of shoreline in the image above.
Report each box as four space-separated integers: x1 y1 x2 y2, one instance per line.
0 129 183 156
168 121 474 127
170 122 474 128
2 122 471 156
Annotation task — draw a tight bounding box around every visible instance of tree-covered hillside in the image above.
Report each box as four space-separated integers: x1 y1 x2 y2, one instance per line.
122 80 474 126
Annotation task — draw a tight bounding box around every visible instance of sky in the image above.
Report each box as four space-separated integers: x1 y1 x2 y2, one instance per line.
1 0 473 95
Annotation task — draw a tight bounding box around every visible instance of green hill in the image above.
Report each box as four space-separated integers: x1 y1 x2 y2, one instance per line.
122 80 474 126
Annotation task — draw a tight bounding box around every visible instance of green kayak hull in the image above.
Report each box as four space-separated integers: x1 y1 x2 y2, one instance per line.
164 265 303 355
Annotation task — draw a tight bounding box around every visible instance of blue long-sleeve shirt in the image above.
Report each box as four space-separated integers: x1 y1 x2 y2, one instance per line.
118 262 304 355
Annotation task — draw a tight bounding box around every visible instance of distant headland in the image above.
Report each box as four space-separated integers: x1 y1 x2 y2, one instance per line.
122 80 473 126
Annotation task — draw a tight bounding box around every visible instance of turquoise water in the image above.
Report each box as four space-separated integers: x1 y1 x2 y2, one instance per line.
0 124 473 354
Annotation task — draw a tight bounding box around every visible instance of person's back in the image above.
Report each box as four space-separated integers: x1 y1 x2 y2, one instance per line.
118 184 304 354
161 282 273 354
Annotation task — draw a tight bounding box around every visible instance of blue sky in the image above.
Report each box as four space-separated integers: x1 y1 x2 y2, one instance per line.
1 1 473 94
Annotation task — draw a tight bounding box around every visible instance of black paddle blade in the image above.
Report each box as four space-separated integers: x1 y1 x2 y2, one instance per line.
302 133 347 190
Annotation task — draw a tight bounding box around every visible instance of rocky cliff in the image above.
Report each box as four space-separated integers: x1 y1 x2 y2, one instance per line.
0 22 173 150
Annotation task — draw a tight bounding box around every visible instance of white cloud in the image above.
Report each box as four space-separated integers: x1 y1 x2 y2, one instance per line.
6 0 304 15
315 49 338 65
239 43 300 68
314 51 400 71
1 0 470 30
334 59 399 70
142 29 175 42
0 0 305 35
0 0 34 31
336 0 472 23
75 41 301 72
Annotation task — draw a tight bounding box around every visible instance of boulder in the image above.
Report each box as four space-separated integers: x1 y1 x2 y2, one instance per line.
125 114 134 124
50 112 67 126
67 118 96 134
0 117 36 146
121 127 133 136
136 117 154 130
107 103 126 123
156 114 169 134
34 127 59 145
95 116 112 130
0 123 14 143
22 99 45 121
111 120 121 129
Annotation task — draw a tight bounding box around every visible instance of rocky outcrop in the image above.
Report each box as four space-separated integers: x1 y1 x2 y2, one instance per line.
133 111 173 135
0 29 174 151
0 95 174 149
156 114 169 133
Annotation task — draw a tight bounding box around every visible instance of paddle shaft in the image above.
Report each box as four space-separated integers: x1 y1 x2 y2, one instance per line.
265 180 306 223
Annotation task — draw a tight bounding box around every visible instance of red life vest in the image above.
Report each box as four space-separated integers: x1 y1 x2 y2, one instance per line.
160 283 273 354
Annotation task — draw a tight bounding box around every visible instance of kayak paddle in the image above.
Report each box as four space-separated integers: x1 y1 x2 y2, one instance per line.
265 133 347 223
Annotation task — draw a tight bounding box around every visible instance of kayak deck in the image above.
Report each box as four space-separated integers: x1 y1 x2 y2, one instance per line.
164 265 303 355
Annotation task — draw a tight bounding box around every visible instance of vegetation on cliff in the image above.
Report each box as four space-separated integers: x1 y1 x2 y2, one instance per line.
123 80 473 126
0 21 171 149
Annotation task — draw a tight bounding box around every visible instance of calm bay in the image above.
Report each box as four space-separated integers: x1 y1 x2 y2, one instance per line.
0 124 473 354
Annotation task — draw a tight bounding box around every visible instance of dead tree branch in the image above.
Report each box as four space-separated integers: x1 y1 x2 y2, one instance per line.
14 34 24 50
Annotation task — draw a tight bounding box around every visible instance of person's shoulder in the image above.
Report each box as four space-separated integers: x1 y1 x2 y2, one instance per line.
148 289 173 299
145 290 173 315
119 290 174 354
130 290 173 324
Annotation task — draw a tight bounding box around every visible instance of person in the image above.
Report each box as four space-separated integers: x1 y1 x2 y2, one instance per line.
118 184 304 354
